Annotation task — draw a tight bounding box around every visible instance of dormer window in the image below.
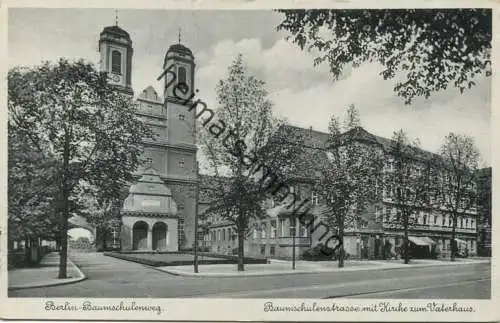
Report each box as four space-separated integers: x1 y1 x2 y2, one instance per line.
311 191 319 205
111 50 122 74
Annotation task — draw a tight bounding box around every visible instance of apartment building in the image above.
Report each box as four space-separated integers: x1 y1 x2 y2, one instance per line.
199 126 480 260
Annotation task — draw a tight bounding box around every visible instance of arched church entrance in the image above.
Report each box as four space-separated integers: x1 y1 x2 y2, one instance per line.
132 221 148 250
152 222 168 251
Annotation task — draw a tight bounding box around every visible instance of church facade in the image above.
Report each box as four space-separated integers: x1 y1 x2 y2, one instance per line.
97 24 198 252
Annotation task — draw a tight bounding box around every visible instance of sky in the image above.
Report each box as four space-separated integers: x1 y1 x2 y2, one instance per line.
8 8 492 166
68 228 94 242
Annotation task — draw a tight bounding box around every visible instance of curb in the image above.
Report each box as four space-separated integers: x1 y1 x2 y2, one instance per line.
8 259 87 291
155 260 490 278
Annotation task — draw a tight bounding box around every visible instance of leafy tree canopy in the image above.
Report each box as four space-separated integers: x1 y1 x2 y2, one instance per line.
277 9 492 104
8 59 151 277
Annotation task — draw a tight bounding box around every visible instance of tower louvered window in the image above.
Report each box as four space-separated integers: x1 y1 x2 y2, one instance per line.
111 50 122 74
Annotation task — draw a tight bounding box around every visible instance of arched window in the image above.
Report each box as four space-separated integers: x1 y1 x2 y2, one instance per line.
178 66 187 85
111 50 122 74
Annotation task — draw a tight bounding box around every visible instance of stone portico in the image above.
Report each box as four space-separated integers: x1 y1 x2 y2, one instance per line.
120 167 179 252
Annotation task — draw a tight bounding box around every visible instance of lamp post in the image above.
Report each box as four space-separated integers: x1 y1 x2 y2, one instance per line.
194 161 200 273
292 217 296 270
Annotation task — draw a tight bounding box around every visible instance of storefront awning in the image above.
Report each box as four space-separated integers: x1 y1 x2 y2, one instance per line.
455 238 468 245
408 236 431 246
420 237 437 245
408 236 437 246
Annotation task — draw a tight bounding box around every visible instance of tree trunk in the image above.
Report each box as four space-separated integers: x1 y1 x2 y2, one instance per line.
237 226 244 271
451 212 457 262
58 128 70 279
58 195 69 278
338 216 345 268
403 230 410 264
24 236 30 265
403 212 410 264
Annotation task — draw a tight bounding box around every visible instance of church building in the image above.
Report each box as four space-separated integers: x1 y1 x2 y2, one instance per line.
97 24 198 252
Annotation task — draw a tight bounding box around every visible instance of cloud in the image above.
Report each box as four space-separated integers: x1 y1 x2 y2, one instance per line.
8 9 490 165
194 37 491 164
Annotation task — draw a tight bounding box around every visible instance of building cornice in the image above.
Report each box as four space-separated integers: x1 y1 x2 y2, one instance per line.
162 175 197 185
121 211 179 219
142 139 197 152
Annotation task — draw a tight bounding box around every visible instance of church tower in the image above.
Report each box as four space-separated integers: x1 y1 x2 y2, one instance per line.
99 24 134 95
162 41 198 249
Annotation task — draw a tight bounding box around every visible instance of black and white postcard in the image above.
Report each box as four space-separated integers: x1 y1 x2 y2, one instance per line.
1 0 498 321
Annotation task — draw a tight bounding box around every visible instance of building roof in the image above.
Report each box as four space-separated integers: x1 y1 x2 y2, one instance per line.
121 167 177 215
336 127 441 162
101 25 131 40
167 43 193 56
477 166 492 177
282 124 441 162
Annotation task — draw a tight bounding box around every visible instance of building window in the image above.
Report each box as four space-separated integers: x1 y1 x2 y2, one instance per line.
396 209 402 223
145 157 153 168
289 219 296 237
300 223 308 237
471 220 475 228
270 220 277 238
111 50 122 74
423 213 427 225
179 114 185 121
466 219 469 228
260 245 266 255
311 191 319 205
449 216 452 227
434 215 438 225
375 206 381 223
227 228 231 241
253 228 258 239
279 219 286 237
222 229 226 241
441 216 445 226
178 66 187 85
261 223 267 239
178 159 185 168
270 245 276 256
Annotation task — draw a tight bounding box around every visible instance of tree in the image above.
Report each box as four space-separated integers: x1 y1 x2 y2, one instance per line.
314 105 384 267
276 9 492 104
436 133 480 261
8 121 61 247
384 130 432 264
199 54 303 271
8 59 151 278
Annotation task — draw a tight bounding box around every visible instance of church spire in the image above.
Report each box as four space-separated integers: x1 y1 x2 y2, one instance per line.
115 9 119 26
178 27 181 44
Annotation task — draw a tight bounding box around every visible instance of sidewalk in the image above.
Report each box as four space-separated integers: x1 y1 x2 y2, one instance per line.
8 252 86 290
156 257 490 278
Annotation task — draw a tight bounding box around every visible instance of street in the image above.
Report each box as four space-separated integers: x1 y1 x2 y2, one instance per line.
9 251 491 299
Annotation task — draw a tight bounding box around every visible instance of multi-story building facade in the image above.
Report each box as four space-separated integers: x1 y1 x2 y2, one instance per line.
200 126 480 260
96 24 198 252
476 167 492 256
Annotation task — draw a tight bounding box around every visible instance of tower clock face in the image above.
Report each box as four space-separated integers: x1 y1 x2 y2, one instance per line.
110 74 121 83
